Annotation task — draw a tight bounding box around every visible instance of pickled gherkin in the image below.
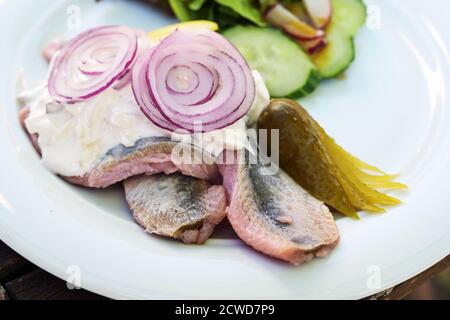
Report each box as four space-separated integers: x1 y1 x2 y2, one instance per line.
258 99 406 218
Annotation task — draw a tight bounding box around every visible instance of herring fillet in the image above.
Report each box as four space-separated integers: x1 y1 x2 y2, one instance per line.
19 106 220 188
124 173 227 244
220 152 340 265
20 106 340 263
64 136 220 188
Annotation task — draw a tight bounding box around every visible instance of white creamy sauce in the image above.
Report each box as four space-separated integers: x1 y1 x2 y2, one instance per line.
17 71 270 177
247 70 271 126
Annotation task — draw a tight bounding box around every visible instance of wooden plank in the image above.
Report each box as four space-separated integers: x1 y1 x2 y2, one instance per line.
0 241 34 282
5 269 105 300
0 285 8 300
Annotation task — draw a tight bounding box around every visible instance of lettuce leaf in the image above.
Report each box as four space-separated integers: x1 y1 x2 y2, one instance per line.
168 0 193 21
169 0 215 21
214 0 267 27
189 0 209 10
168 0 305 26
168 0 270 27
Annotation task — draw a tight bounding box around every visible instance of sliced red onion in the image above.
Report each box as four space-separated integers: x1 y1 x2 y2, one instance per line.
132 47 178 131
303 0 333 29
113 70 132 90
299 37 327 54
48 25 138 103
265 3 324 40
132 29 255 133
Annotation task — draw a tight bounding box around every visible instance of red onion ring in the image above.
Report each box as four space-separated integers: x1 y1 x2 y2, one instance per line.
48 25 138 103
132 29 255 133
113 70 132 90
132 47 178 131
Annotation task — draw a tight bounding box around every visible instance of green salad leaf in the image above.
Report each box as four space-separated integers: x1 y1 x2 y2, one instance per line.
168 0 276 27
168 0 192 21
169 0 215 22
189 0 209 11
167 0 306 27
214 0 267 27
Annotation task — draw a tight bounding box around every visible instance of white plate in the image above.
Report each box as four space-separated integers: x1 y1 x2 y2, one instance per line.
0 0 449 300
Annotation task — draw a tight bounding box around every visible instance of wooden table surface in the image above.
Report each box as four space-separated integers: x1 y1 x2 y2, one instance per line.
0 241 103 300
0 240 448 300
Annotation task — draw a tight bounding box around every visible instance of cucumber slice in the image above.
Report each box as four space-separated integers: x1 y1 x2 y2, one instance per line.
311 24 354 78
223 26 320 98
331 0 367 36
312 0 365 78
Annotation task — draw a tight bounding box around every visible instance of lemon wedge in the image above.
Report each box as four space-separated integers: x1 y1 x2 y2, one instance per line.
148 20 219 42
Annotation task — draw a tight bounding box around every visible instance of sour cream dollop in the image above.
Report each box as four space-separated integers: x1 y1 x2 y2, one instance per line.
17 71 270 177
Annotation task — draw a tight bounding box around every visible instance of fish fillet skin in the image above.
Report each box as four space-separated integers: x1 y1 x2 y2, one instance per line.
220 152 340 265
21 106 339 262
42 39 64 63
19 107 220 188
124 173 227 244
64 137 220 188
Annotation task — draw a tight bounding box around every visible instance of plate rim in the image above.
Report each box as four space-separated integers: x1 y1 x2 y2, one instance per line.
0 0 449 300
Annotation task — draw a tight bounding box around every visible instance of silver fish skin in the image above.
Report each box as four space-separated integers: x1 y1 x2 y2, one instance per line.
124 173 227 244
219 151 340 265
19 106 220 188
65 137 220 188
